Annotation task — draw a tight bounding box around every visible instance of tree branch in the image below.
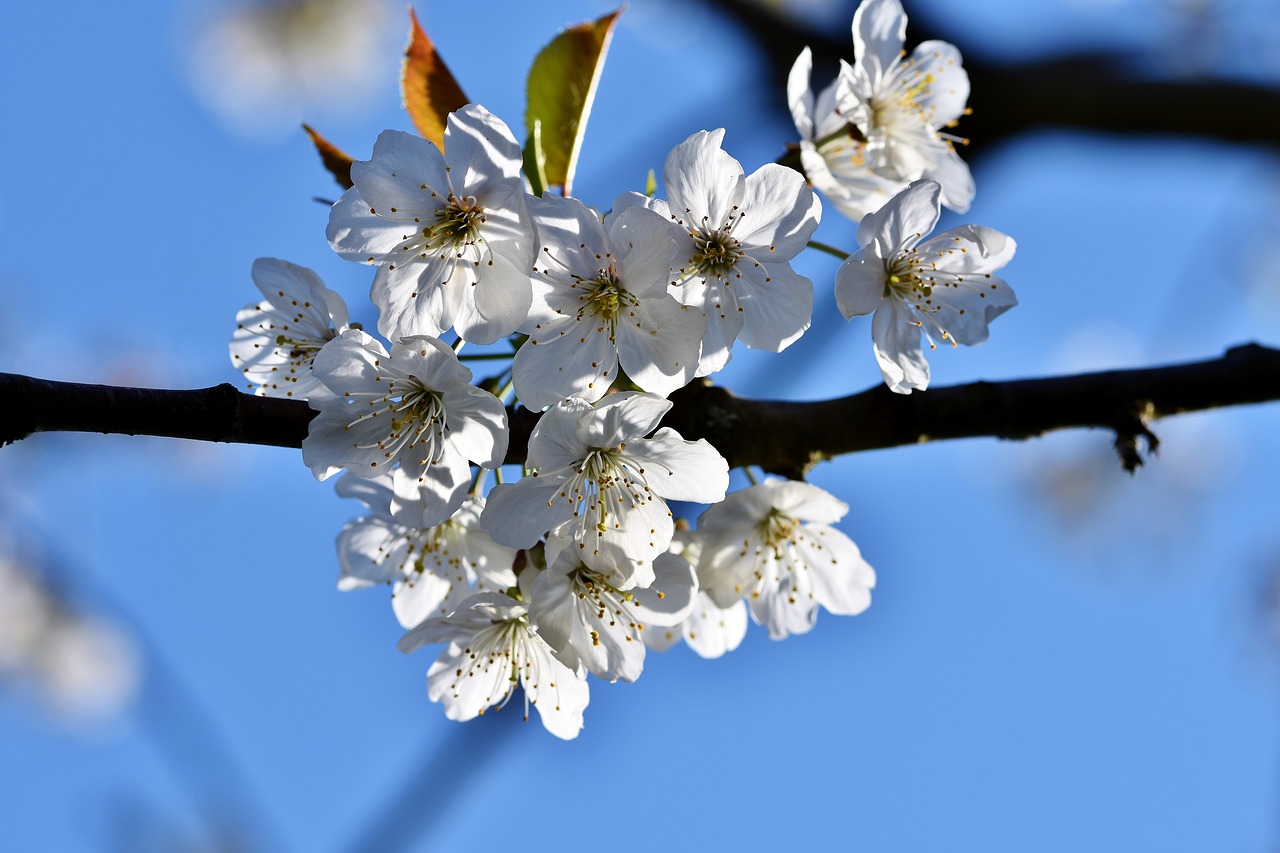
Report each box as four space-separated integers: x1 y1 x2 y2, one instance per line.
4 344 1277 477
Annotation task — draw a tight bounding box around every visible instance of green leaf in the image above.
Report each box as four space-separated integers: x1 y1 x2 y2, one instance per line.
401 7 469 150
523 119 548 198
524 7 623 196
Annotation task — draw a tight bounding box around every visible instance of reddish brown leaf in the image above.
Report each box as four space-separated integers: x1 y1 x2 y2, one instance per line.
302 123 354 190
401 7 469 150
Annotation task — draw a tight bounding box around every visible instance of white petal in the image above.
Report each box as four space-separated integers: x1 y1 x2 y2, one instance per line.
518 632 589 739
683 594 748 659
663 129 740 227
872 298 930 393
390 446 471 528
836 253 890 320
734 261 813 353
787 47 816 141
924 147 975 214
628 552 698 626
615 299 705 397
853 0 908 83
798 526 876 617
587 392 673 448
480 476 569 549
513 319 619 408
856 179 942 257
627 429 729 504
733 164 821 260
442 104 525 189
908 40 970 127
440 384 508 468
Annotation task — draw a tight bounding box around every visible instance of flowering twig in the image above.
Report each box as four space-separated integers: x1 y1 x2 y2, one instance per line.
4 343 1277 477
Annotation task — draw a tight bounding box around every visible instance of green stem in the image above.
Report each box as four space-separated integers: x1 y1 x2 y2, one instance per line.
469 465 488 496
807 240 851 261
458 353 517 362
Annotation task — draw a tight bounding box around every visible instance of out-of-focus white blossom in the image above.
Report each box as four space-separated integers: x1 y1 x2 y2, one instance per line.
186 0 395 139
0 554 139 722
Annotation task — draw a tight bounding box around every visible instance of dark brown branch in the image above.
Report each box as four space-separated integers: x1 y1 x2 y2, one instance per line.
3 344 1278 476
663 342 1280 477
0 377 315 449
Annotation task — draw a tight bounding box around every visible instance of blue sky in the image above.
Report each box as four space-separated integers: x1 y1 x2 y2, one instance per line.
2 1 1279 851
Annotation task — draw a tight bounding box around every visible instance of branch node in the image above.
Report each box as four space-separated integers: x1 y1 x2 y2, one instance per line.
1112 402 1159 474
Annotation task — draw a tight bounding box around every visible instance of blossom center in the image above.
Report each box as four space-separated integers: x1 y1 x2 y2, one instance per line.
553 447 656 553
576 269 639 338
418 194 486 258
758 509 799 555
886 251 931 300
688 229 743 280
350 379 449 464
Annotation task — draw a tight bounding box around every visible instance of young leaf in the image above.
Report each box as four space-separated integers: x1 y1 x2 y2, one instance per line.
523 119 548 198
301 124 354 189
401 7 469 150
524 7 622 196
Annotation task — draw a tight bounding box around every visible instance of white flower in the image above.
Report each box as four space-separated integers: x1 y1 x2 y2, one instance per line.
335 473 517 629
302 330 508 527
835 179 1017 394
513 194 705 409
696 479 876 640
835 0 974 212
788 46 905 223
644 527 747 660
620 129 821 376
229 258 351 398
529 548 697 682
326 106 536 345
481 392 729 590
397 592 589 740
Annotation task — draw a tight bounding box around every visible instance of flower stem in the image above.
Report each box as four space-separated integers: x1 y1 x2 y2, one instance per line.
807 240 850 261
458 352 517 362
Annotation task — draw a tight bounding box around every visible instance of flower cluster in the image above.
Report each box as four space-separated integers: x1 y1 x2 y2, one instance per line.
227 0 1020 738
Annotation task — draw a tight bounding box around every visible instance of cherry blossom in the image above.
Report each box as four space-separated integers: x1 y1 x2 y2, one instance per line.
229 258 351 399
334 474 517 629
481 392 728 590
644 527 748 659
696 479 876 640
835 0 974 212
529 549 696 682
513 194 705 408
619 129 821 375
835 179 1017 394
397 592 589 740
326 105 536 344
302 330 508 527
788 46 905 223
